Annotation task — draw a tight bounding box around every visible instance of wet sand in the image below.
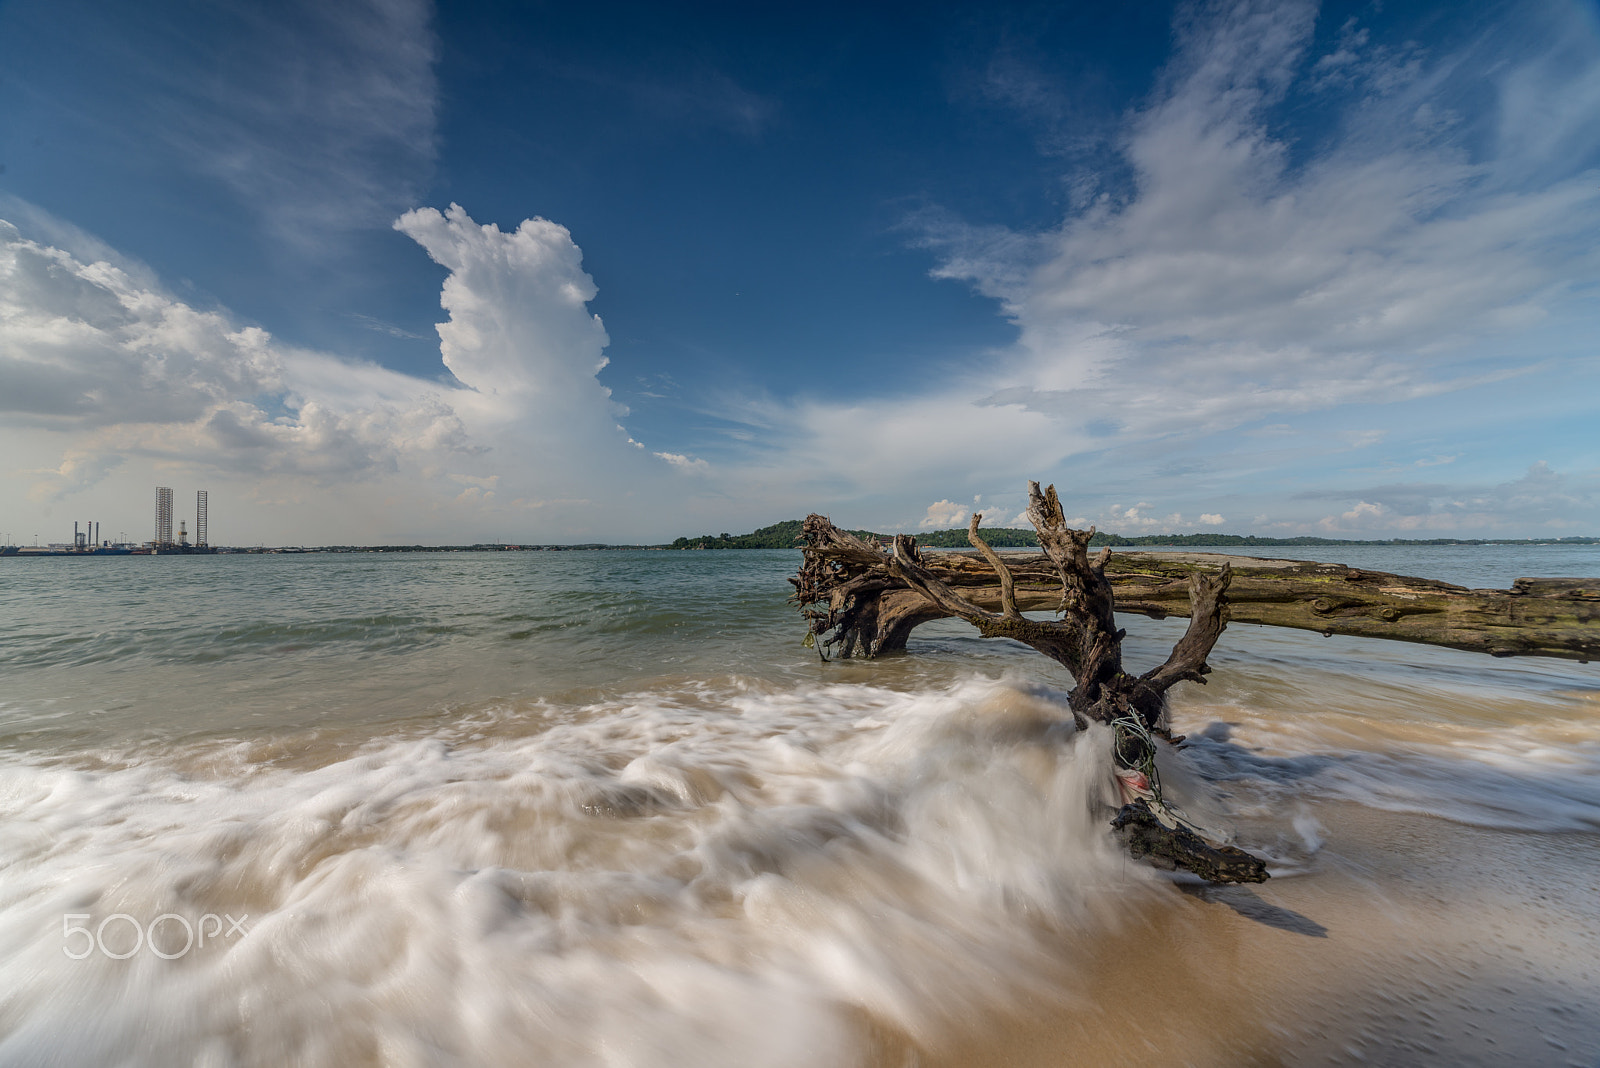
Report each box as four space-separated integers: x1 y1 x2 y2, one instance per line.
922 804 1600 1068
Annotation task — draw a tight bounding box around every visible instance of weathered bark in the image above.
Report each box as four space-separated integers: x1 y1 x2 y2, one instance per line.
795 541 1600 664
790 481 1600 884
1111 800 1270 884
841 483 1234 732
795 482 1266 883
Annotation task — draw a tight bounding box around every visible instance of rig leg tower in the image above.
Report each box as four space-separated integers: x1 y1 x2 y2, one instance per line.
155 486 174 549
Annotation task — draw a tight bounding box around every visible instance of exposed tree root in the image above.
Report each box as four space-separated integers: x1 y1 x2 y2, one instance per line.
1112 800 1270 884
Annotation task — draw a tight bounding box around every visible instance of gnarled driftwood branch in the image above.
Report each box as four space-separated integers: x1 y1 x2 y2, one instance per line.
793 528 1600 665
790 480 1600 883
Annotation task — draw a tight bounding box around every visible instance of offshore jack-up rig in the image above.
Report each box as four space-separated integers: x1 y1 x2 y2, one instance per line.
149 487 214 554
0 487 215 556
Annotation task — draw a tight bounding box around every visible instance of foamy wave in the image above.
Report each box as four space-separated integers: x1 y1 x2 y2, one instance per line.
0 678 1156 1067
1175 704 1600 833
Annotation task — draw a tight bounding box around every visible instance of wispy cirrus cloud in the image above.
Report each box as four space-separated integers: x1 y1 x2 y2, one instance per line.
763 0 1600 530
126 0 440 249
919 0 1600 443
535 0 1600 538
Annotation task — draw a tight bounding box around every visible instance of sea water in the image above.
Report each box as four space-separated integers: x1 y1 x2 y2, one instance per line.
1 547 1597 1066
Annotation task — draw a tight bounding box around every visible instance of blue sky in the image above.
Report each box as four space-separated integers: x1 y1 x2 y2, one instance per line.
1 0 1597 544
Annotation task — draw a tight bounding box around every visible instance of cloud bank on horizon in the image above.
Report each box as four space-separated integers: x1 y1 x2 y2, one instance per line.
0 0 1596 544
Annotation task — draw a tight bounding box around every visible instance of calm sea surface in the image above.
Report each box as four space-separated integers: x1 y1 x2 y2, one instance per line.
1 546 1598 1066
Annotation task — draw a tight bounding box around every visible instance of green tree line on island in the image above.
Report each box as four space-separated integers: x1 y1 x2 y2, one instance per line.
667 521 1599 550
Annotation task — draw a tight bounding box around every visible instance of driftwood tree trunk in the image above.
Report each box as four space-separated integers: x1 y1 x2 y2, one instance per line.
792 482 1600 883
795 542 1600 664
794 482 1270 883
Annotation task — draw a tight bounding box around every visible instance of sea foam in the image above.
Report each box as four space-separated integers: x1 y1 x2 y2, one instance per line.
0 677 1158 1067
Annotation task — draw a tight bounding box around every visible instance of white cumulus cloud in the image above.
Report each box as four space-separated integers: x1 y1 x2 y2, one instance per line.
654 451 709 472
0 204 691 543
920 499 971 529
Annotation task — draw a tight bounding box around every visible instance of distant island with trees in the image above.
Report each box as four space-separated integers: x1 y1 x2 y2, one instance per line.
663 519 1599 550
